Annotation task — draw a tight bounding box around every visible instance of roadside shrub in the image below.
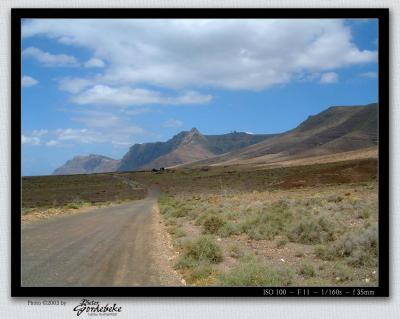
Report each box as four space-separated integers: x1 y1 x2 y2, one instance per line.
314 244 337 261
66 201 83 209
218 222 242 237
219 257 293 286
298 262 316 278
167 226 186 238
337 224 378 267
241 203 292 240
333 263 353 281
203 216 226 234
276 238 288 248
160 196 192 219
227 243 245 259
288 215 336 244
356 210 371 219
327 196 344 203
195 208 221 226
175 255 198 269
22 208 35 215
188 262 214 283
180 236 222 263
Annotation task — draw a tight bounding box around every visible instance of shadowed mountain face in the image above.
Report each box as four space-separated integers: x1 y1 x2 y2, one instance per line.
53 154 120 175
117 128 274 171
53 103 378 174
189 103 378 166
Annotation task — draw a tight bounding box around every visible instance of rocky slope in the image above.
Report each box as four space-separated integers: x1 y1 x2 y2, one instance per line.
187 103 378 167
53 154 119 175
117 128 274 171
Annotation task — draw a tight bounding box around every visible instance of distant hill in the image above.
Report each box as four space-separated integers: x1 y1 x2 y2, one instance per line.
53 154 120 175
186 103 378 167
117 128 274 171
53 103 378 174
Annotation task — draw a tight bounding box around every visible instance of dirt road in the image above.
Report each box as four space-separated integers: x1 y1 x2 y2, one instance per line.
21 188 182 287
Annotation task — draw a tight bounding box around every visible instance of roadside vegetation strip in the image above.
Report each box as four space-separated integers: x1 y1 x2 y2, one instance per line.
22 173 146 209
158 181 378 286
22 174 147 222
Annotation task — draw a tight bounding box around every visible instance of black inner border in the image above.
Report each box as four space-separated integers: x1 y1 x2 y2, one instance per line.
11 8 389 297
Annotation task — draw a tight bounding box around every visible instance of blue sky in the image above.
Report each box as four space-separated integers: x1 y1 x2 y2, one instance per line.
21 19 378 176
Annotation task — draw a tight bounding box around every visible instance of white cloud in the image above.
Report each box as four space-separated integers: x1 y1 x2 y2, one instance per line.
320 72 338 84
22 129 48 145
24 122 144 147
72 85 212 106
31 129 48 137
21 134 40 145
55 128 95 143
22 19 376 92
23 46 79 67
58 77 93 93
51 107 146 146
46 140 59 146
360 71 377 78
22 75 38 87
84 58 105 68
52 124 144 146
163 119 183 128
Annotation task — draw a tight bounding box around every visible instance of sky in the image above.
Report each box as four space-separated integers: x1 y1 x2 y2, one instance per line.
21 19 378 176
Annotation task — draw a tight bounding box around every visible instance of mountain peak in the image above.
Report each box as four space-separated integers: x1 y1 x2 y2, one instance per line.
180 128 205 145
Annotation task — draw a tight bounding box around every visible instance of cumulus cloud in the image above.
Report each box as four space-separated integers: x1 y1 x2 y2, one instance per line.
58 77 93 94
31 129 48 137
47 107 145 146
22 75 38 87
23 111 145 147
22 19 376 92
21 129 49 146
320 72 339 84
52 123 144 145
22 134 40 145
84 58 105 68
23 46 79 67
72 85 212 106
163 119 183 128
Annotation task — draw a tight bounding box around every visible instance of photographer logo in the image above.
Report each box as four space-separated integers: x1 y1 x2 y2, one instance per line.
73 299 122 316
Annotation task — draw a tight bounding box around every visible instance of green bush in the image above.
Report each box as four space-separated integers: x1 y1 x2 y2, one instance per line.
227 244 245 259
276 238 288 248
357 210 371 219
241 203 292 240
333 263 353 281
314 244 337 261
218 222 242 237
159 195 192 219
195 208 221 226
175 255 198 269
298 262 316 278
188 262 214 282
167 226 186 238
288 215 336 244
219 257 293 286
179 236 222 263
337 225 378 267
203 215 226 234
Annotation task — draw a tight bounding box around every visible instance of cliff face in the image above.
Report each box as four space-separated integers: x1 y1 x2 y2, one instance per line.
117 128 274 171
